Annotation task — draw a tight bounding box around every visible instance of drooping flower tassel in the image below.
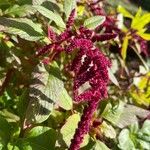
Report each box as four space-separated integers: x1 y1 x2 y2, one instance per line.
69 99 99 150
68 40 111 150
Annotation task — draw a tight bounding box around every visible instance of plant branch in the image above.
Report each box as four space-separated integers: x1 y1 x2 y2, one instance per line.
0 68 14 96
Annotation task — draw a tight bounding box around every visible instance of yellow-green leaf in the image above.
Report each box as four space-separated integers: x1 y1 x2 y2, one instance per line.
117 5 133 19
77 5 85 16
130 73 150 107
121 35 129 60
131 13 150 30
137 33 150 40
131 7 142 29
135 7 142 18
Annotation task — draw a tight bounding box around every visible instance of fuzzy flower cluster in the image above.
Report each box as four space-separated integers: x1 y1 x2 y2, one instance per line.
67 26 111 150
37 8 116 150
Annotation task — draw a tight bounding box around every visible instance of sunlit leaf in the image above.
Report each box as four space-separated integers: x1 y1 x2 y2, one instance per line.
0 109 19 123
57 88 72 110
64 0 76 19
92 140 110 150
84 16 105 29
25 61 72 125
60 113 80 146
130 72 150 106
25 63 54 125
131 7 142 29
4 4 34 17
100 121 116 139
32 0 47 5
118 120 150 150
77 5 85 16
135 7 142 18
140 120 150 137
117 105 149 128
33 5 65 28
0 17 44 41
137 33 150 40
101 101 125 125
121 35 129 60
108 68 120 87
131 12 150 30
117 5 133 19
118 129 136 150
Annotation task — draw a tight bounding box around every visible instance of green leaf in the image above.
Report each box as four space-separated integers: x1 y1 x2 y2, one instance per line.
108 68 120 87
130 122 139 134
4 4 34 17
0 115 11 147
0 109 19 123
102 101 125 125
24 63 55 125
117 105 149 128
17 89 29 121
80 134 90 148
46 61 72 110
138 140 150 150
84 16 105 29
117 5 134 19
118 120 150 150
130 72 150 106
140 120 150 136
32 0 47 5
80 139 95 150
0 17 43 41
25 61 72 125
138 120 150 146
57 88 72 110
92 141 110 150
60 113 80 146
121 35 129 60
64 0 76 19
33 5 65 28
118 129 136 150
15 126 57 150
48 110 65 128
32 0 61 13
100 121 116 139
0 0 10 10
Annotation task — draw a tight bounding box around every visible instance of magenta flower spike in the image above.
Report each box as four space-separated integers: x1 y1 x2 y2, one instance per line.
47 26 57 41
37 8 116 150
66 9 76 29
